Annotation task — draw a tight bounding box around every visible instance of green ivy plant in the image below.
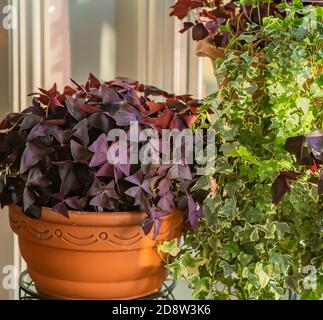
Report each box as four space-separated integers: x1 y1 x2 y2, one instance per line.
160 2 323 300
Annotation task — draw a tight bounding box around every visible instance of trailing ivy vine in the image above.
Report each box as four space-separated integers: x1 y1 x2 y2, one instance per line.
161 3 323 300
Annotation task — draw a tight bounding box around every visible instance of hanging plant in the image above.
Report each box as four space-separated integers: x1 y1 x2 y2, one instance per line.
162 2 323 300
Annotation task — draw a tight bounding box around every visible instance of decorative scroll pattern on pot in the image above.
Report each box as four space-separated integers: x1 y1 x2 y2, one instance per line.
9 206 183 251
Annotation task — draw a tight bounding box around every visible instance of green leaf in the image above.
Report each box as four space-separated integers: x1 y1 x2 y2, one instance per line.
259 220 276 239
270 284 285 300
292 0 303 10
219 261 235 279
237 34 256 43
269 251 292 274
214 158 233 174
250 228 260 242
238 252 253 266
242 207 262 223
167 261 182 280
182 252 196 268
180 252 206 278
236 146 260 165
222 242 240 258
223 181 241 197
191 175 212 191
204 195 222 227
274 222 290 240
157 239 180 257
296 97 310 114
215 120 237 141
219 142 239 158
190 276 211 299
218 198 237 217
255 263 270 288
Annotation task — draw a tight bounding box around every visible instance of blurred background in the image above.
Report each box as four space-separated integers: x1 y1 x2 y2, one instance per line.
0 0 216 299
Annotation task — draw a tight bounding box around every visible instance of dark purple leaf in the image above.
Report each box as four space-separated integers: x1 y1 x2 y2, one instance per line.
53 129 76 145
272 174 291 204
105 103 140 127
192 23 209 41
142 218 154 235
66 96 87 120
167 164 192 180
281 171 300 181
158 192 174 212
52 201 68 217
20 142 54 174
205 21 218 34
54 161 80 195
188 196 203 229
306 131 323 162
65 196 86 211
20 114 42 131
23 186 36 212
79 103 102 114
96 162 114 177
27 124 48 141
71 140 93 164
25 205 42 219
179 22 194 33
125 88 141 107
158 178 170 195
88 178 103 196
87 73 101 89
284 135 305 162
73 119 89 147
101 84 121 104
88 112 112 133
39 83 58 97
125 171 143 186
27 166 51 187
89 134 108 167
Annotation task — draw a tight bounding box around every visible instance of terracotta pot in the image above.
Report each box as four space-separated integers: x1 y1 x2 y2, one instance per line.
196 38 226 61
196 38 267 88
9 206 183 300
196 38 230 88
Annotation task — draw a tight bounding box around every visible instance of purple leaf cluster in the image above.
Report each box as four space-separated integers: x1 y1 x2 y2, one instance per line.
272 131 323 204
170 0 321 48
0 74 206 238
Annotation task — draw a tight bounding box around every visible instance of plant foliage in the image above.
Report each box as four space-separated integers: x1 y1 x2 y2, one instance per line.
171 0 322 47
164 3 323 299
0 75 206 238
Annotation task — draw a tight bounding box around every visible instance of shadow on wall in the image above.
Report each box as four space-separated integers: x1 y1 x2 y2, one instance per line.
68 0 116 83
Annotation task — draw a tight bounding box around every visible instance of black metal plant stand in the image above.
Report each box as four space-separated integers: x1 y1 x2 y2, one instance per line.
19 270 176 300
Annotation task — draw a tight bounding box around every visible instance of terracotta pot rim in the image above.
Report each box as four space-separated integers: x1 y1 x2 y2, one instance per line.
9 205 183 228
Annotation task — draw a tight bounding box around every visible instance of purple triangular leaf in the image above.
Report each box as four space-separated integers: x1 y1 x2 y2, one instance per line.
70 140 93 164
73 119 89 147
66 96 87 120
20 142 54 174
272 174 291 204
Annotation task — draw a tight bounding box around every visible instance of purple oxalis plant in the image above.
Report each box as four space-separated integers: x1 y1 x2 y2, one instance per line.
272 130 323 204
0 74 207 238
